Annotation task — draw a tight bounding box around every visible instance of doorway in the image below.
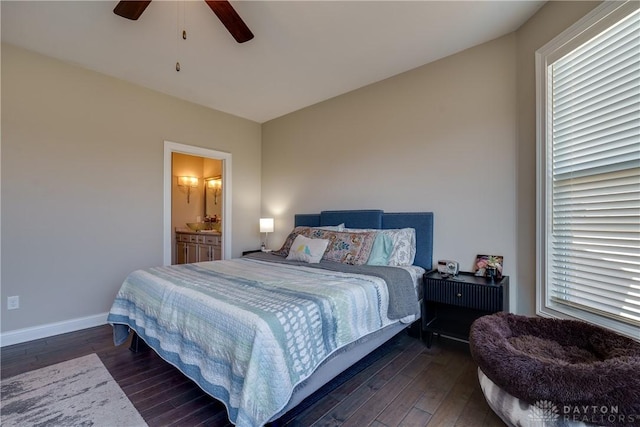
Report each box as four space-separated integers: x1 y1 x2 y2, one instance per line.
163 141 232 265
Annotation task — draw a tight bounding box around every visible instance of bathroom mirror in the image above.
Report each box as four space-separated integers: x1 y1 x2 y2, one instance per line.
204 176 222 220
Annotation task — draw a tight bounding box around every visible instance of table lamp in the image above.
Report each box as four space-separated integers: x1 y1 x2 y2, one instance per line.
259 218 274 252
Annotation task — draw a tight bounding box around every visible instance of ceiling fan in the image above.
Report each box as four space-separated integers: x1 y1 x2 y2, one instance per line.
113 0 254 43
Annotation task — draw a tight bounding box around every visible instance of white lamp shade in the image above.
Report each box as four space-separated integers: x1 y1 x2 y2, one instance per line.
259 218 274 233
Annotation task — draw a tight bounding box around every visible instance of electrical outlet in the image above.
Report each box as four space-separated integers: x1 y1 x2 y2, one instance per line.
7 296 20 310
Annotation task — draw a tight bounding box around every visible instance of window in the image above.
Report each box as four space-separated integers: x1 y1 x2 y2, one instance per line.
536 1 639 339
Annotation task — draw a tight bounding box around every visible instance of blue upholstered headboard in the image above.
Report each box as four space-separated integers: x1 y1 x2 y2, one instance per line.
294 209 434 270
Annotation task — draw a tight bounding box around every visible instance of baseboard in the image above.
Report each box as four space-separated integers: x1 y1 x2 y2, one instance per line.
0 312 109 347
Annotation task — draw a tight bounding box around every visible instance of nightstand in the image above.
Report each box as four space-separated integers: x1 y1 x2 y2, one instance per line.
422 270 509 347
242 249 263 256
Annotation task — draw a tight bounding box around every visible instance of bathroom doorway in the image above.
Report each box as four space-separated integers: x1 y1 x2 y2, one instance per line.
163 141 232 265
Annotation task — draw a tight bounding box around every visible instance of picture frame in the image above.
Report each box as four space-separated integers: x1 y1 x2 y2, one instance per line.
474 254 503 279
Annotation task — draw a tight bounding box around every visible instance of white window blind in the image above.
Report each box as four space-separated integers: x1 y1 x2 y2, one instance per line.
537 2 640 338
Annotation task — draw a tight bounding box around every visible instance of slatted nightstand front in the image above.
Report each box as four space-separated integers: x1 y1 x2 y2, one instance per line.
423 271 509 347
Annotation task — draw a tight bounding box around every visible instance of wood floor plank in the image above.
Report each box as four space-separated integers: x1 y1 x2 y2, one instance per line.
414 350 471 415
327 344 403 401
167 402 228 427
424 362 478 426
147 394 215 426
128 370 192 402
314 375 389 425
373 338 424 382
327 360 388 402
399 352 435 379
454 387 492 426
344 350 437 426
375 355 435 425
483 407 509 426
284 394 341 427
313 337 421 426
398 407 432 427
116 364 174 388
341 372 413 426
136 379 198 411
138 385 206 419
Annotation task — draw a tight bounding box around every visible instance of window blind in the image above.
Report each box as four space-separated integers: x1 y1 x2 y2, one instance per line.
548 8 640 327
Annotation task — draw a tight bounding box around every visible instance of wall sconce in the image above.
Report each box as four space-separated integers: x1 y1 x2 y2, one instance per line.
259 218 274 251
206 177 222 205
177 176 198 203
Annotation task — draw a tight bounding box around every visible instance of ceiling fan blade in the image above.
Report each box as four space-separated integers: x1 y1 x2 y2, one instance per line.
113 1 151 20
204 0 254 43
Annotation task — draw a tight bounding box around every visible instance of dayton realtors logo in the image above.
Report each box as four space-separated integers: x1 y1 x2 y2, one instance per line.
529 400 638 425
529 400 559 424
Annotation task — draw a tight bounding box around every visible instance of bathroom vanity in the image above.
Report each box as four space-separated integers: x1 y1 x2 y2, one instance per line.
175 230 221 264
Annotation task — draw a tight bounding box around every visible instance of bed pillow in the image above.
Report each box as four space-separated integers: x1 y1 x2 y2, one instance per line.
343 227 416 266
286 235 330 263
366 232 394 266
314 223 345 231
385 228 416 266
274 226 313 256
313 230 377 265
274 224 346 257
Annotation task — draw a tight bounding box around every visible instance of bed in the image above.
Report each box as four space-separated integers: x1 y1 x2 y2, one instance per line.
107 209 433 427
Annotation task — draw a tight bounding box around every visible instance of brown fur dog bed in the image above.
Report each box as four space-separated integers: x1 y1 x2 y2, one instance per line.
470 313 640 427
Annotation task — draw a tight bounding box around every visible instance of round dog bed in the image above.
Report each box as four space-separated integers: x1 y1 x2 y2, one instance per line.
469 313 640 427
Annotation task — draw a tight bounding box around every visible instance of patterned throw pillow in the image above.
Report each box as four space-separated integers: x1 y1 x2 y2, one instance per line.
274 226 313 256
286 235 330 263
275 226 379 265
309 230 377 265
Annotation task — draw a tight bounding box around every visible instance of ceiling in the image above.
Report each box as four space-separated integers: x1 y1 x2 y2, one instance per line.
1 1 545 123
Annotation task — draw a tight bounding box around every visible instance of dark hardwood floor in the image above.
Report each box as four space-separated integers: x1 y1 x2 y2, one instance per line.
1 325 505 426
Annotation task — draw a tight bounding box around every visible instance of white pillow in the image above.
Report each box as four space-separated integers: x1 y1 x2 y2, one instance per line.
286 235 330 263
385 228 416 266
314 223 345 231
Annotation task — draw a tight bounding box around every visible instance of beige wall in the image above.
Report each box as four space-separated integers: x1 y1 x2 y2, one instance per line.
263 34 519 310
262 1 601 316
1 43 261 333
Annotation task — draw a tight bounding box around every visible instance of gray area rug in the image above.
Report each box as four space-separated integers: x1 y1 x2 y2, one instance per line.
1 353 147 426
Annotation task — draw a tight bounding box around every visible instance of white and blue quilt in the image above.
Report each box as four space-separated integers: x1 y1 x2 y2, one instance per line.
107 255 418 427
